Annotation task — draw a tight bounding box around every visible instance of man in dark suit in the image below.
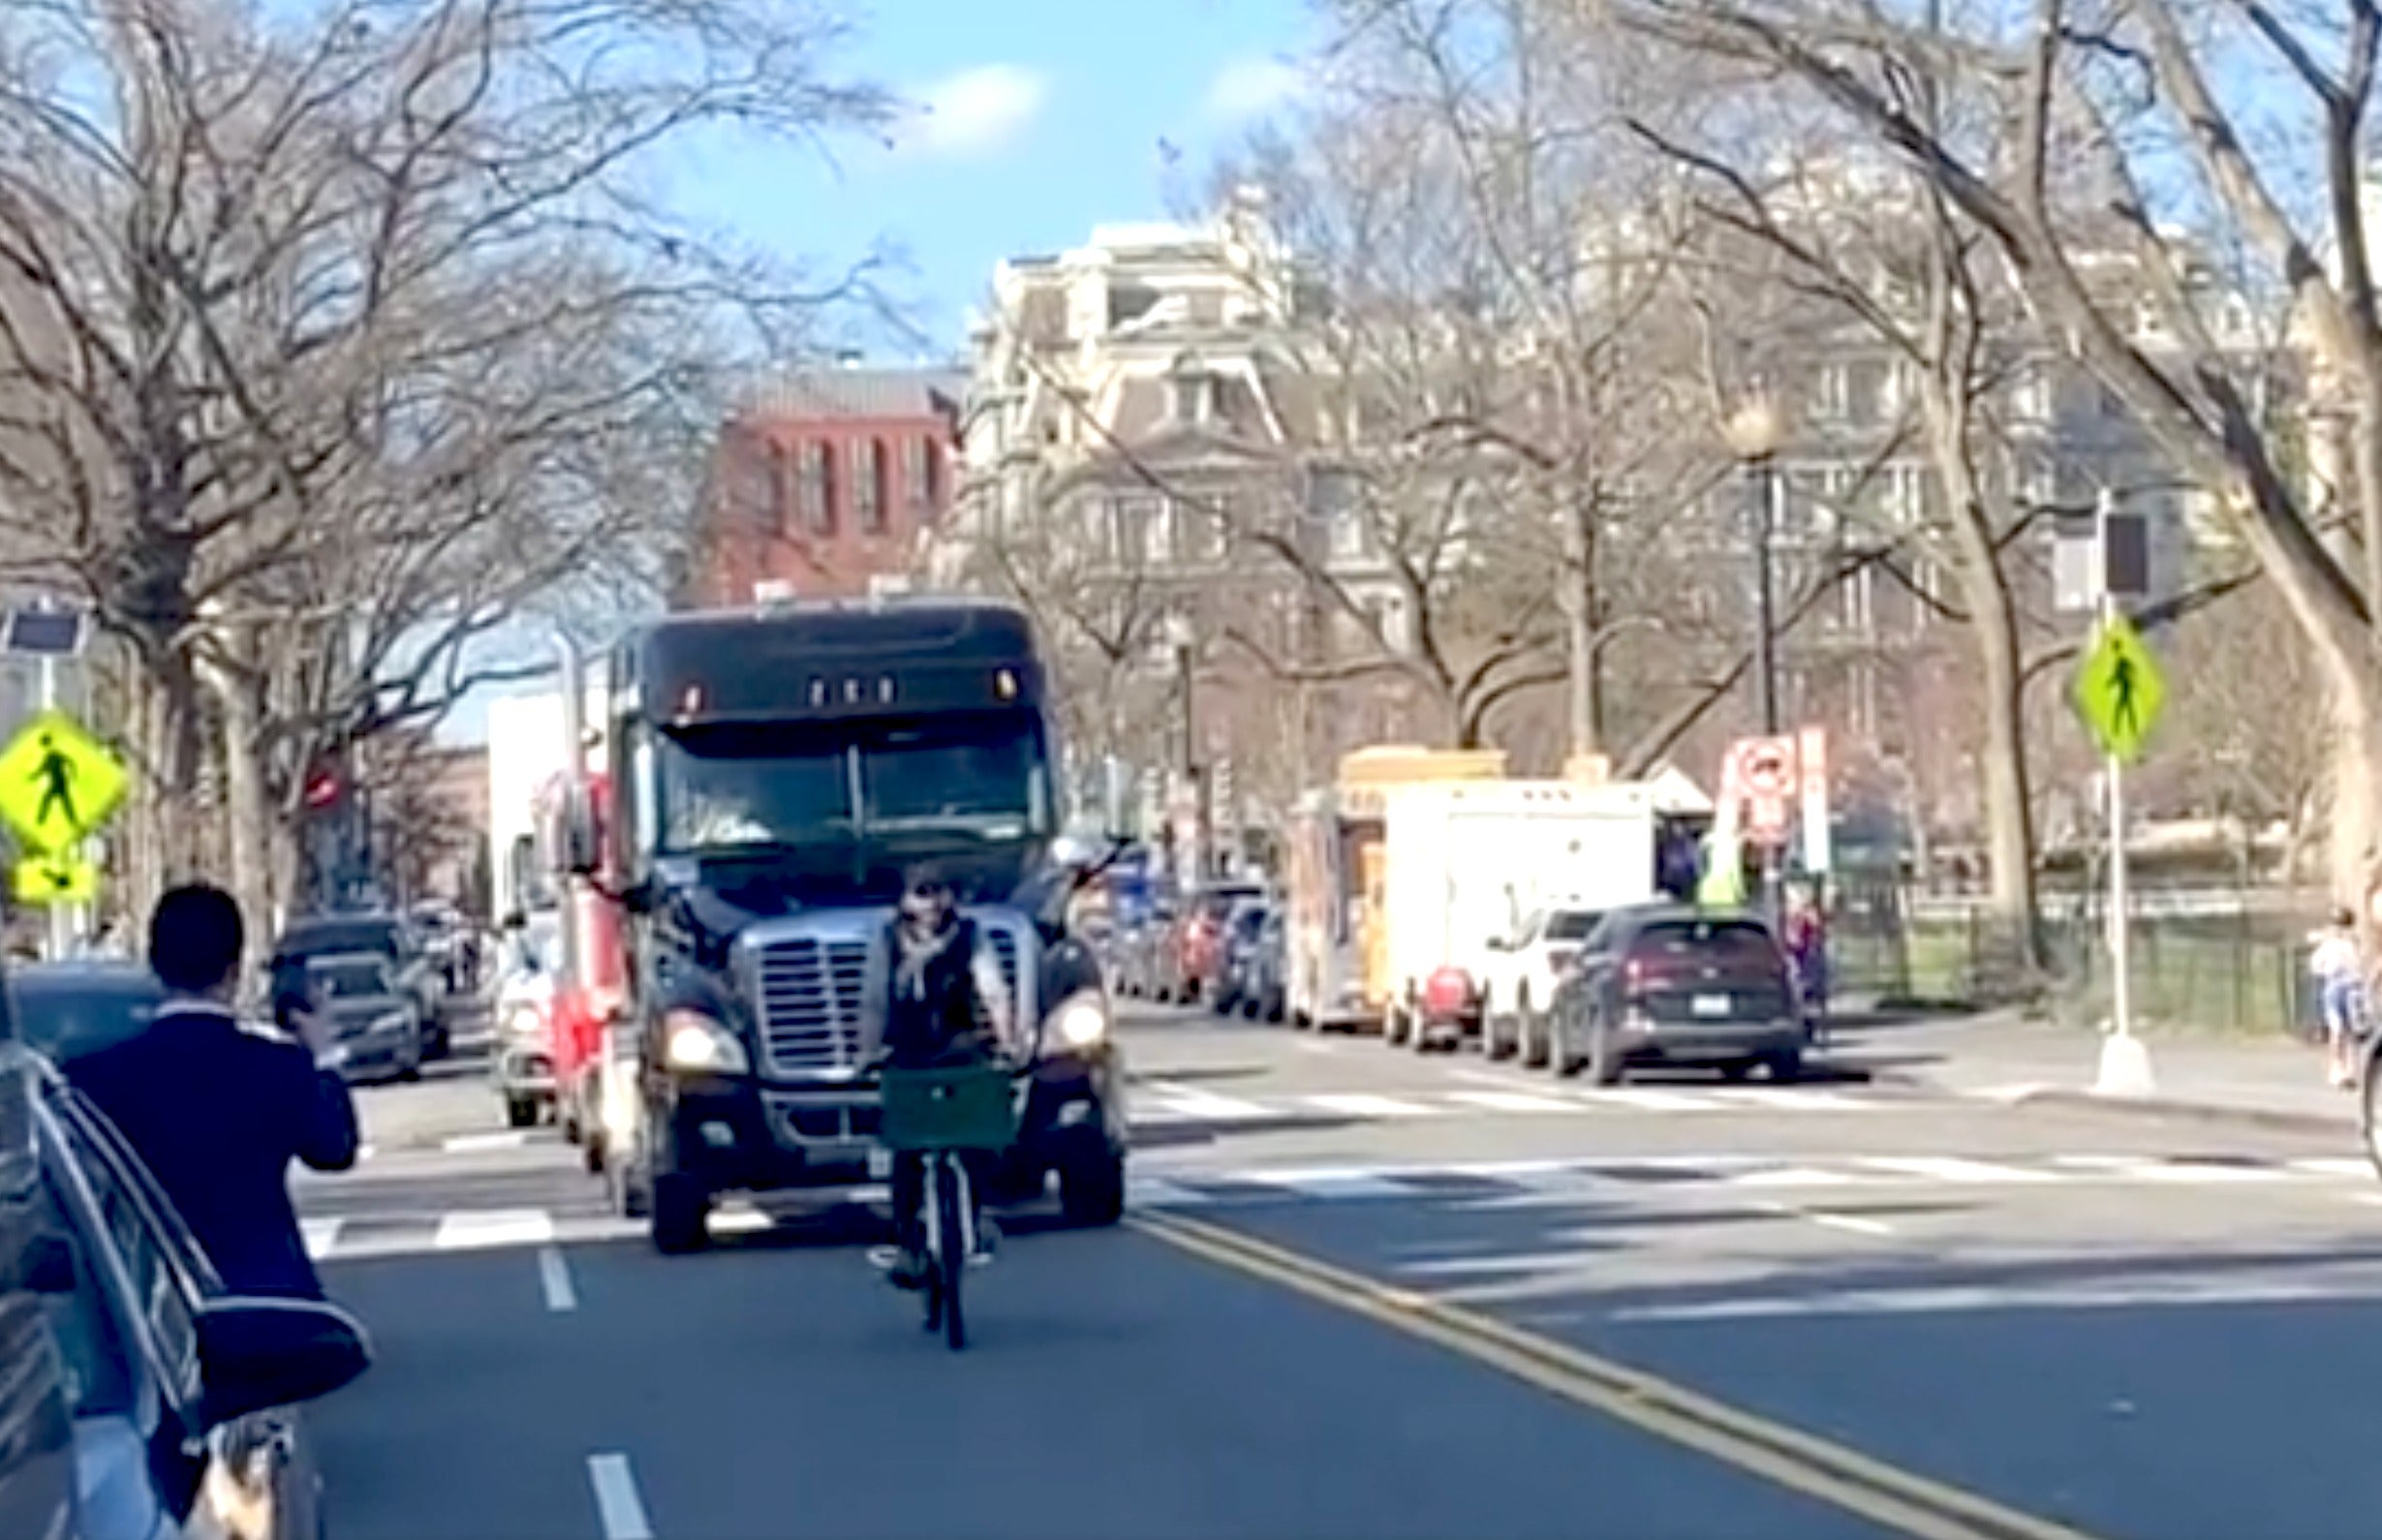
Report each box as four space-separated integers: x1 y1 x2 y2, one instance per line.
70 884 359 1299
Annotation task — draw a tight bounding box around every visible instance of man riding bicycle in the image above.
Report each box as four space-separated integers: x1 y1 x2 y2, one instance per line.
860 864 1014 1289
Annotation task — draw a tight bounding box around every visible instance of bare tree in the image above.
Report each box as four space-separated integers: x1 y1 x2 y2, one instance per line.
1621 0 2382 908
0 0 886 924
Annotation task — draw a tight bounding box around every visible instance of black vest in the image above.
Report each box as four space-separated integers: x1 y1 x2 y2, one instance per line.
882 916 984 1064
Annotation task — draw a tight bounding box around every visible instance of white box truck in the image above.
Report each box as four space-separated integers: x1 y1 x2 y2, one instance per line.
1379 779 1670 1049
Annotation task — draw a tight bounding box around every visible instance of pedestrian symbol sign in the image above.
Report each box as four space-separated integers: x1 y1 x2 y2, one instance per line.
0 710 128 853
2073 614 2165 763
13 853 95 906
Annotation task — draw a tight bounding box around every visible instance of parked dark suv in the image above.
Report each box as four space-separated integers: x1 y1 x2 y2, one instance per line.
1547 905 1808 1084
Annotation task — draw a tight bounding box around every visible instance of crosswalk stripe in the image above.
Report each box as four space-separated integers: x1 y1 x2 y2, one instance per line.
1580 1088 1722 1111
1857 1156 2061 1185
2290 1157 2371 1179
301 1218 343 1259
1141 1082 1271 1121
433 1209 556 1250
1245 1168 1417 1200
1305 1093 1438 1119
442 1131 533 1154
1708 1089 1871 1111
1445 1091 1576 1114
1723 1166 1882 1189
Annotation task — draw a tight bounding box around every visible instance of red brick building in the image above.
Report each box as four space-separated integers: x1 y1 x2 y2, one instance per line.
682 367 968 604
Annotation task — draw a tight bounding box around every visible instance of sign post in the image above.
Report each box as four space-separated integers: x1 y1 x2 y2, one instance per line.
2070 494 2165 1095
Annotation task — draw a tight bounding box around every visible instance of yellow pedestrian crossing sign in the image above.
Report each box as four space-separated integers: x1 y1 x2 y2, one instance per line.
0 709 128 853
13 853 95 906
2073 614 2165 763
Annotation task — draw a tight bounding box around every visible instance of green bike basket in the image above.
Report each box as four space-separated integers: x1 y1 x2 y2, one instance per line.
878 1063 1019 1153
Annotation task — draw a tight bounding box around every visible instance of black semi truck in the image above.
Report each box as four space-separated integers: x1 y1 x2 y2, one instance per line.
566 598 1129 1253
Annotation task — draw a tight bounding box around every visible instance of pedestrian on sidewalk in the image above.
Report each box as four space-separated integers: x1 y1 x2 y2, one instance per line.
68 882 360 1298
1783 885 1830 1046
2308 906 2366 1090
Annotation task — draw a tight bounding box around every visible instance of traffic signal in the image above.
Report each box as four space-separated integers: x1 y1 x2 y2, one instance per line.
304 766 343 810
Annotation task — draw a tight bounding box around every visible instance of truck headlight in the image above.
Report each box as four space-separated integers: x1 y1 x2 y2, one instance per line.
1050 990 1109 1050
663 1009 750 1075
504 1004 544 1041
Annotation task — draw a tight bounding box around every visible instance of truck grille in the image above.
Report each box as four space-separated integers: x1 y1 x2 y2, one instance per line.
751 914 1032 1078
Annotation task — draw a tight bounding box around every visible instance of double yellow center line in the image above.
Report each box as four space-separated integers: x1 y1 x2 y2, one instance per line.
1132 1211 2108 1540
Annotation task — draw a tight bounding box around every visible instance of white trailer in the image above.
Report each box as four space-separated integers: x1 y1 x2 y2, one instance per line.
1379 779 1668 1047
483 685 607 922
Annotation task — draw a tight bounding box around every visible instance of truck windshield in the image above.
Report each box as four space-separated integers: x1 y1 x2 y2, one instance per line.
656 714 1050 852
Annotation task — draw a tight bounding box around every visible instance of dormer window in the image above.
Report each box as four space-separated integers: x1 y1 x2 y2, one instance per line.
1172 371 1212 424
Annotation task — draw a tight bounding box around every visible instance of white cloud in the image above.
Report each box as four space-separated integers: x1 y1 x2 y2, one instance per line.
893 64 1051 160
1201 55 1306 124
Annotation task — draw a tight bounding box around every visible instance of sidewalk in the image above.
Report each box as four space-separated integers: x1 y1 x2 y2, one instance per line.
1825 1007 2365 1136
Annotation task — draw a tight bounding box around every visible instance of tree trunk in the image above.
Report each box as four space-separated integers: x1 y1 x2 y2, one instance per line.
200 637 275 942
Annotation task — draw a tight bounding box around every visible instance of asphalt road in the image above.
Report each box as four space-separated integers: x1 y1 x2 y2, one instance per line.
296 1004 2382 1539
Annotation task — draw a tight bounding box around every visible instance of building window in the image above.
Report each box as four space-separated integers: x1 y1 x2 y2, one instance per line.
857 439 889 534
799 441 836 534
766 443 792 532
904 436 933 519
1120 494 1165 565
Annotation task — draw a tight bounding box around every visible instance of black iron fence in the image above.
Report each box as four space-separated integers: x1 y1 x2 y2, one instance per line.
1825 877 2323 1036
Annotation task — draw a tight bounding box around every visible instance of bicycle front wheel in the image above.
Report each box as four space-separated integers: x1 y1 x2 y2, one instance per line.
937 1156 968 1351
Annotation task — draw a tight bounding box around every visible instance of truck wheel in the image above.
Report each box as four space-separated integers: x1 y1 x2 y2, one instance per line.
1061 1152 1127 1227
504 1095 540 1129
583 1125 608 1176
1485 1000 1517 1061
649 1173 711 1254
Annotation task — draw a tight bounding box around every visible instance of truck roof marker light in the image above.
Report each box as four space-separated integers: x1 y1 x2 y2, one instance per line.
878 676 896 703
995 668 1018 700
844 677 863 704
680 685 704 715
809 678 827 707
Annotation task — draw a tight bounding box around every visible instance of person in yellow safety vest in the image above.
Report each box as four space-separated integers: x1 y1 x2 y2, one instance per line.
1696 830 1746 908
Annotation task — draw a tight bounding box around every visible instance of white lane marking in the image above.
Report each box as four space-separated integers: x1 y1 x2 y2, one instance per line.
443 1131 532 1154
587 1452 655 1540
1305 1093 1437 1119
300 1218 343 1260
1140 1082 1271 1121
1245 1168 1415 1200
433 1209 556 1251
537 1246 577 1312
1610 1271 2378 1322
2291 1157 2370 1179
2350 1191 2382 1210
1856 1156 2061 1185
1290 1039 1338 1056
1445 1090 1577 1114
356 1144 377 1163
1750 1198 1897 1237
1448 1066 1531 1089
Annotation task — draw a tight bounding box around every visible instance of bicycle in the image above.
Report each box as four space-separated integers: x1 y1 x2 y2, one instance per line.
873 1055 1023 1350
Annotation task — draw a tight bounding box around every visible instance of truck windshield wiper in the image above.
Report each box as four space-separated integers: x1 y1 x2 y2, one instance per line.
864 816 1032 840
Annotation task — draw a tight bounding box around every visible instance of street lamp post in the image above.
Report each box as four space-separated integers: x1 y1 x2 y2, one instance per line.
1723 393 1788 918
1163 615 1207 887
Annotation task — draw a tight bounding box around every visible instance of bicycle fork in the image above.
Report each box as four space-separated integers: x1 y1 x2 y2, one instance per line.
920 1155 992 1269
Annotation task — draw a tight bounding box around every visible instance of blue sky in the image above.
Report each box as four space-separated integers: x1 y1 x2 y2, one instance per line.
445 0 1320 746
668 0 1321 355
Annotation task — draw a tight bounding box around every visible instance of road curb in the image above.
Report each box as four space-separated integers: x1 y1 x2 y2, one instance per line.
2000 1086 2360 1139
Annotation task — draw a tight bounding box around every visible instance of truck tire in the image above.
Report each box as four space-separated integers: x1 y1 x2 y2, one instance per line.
1485 998 1518 1061
504 1095 540 1129
1060 1152 1127 1227
1587 1020 1625 1086
649 1173 710 1254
